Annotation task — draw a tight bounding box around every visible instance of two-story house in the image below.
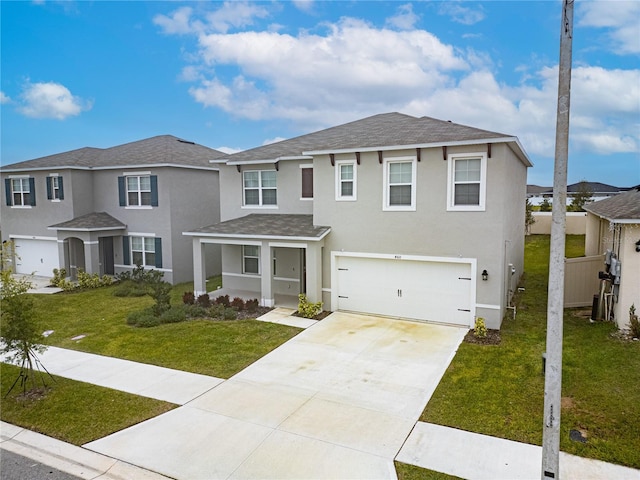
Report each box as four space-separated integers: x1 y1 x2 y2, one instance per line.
2 135 223 284
185 113 531 329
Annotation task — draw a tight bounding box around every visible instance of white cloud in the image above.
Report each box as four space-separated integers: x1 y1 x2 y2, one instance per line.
18 81 92 120
385 4 419 31
578 0 640 54
262 136 286 146
215 146 243 154
292 1 314 13
0 91 10 104
153 6 197 35
438 2 485 26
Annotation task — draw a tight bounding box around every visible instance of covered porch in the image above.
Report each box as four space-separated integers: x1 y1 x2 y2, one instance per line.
184 214 330 308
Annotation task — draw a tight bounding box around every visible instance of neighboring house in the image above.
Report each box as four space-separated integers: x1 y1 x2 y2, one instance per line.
1 135 224 284
584 187 640 330
527 182 625 206
185 113 532 329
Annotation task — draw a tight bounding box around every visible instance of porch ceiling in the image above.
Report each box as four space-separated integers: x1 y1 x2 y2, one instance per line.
184 214 330 241
49 212 126 231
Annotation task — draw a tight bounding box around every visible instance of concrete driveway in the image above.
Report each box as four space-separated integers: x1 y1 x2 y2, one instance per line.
85 312 467 479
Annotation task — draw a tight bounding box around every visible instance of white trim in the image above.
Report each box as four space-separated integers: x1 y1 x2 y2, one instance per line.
125 205 153 210
122 170 151 176
183 231 331 242
10 235 57 241
84 241 99 245
8 174 29 178
10 205 32 209
322 288 332 293
335 159 357 202
222 271 261 279
269 241 309 248
446 152 487 212
227 156 313 166
51 199 61 203
49 226 125 232
299 164 313 169
48 173 59 177
299 197 313 201
127 232 156 237
274 276 300 283
241 205 279 210
382 156 416 211
1 164 219 173
476 303 501 310
242 169 278 207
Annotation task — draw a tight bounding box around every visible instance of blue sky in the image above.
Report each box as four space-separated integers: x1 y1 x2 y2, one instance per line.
1 0 638 187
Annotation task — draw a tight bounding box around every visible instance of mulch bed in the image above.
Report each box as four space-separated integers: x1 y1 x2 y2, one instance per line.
292 310 333 321
464 329 501 345
236 307 273 320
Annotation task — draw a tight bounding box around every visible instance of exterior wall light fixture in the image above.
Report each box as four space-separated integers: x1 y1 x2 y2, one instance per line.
482 269 489 281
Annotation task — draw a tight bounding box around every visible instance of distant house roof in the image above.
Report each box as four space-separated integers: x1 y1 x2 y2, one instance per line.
527 182 626 196
526 185 551 195
222 112 531 167
184 214 331 241
49 212 126 231
2 135 225 172
584 187 640 223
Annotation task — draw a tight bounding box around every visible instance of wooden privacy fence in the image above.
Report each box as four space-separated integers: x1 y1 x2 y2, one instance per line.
564 255 604 308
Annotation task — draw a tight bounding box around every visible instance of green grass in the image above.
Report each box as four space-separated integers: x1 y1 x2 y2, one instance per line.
420 235 640 469
29 276 300 378
395 462 462 480
1 363 176 445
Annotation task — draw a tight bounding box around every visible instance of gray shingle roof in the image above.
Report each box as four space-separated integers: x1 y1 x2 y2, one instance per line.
185 214 331 240
49 212 126 231
3 135 225 171
584 187 640 222
225 112 520 163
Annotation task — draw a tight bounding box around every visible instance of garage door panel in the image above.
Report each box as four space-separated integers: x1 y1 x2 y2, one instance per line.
336 256 473 327
14 239 59 276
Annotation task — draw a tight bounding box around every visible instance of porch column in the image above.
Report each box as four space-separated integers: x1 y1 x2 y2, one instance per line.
260 241 274 307
84 240 100 275
192 238 207 296
305 242 323 304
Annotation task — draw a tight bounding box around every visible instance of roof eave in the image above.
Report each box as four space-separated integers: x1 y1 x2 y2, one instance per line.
225 156 313 166
182 228 331 242
2 163 220 173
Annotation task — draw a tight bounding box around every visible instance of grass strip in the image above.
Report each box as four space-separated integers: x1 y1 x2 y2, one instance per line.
1 363 176 445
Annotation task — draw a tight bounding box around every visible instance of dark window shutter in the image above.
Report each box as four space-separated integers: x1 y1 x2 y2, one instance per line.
4 179 11 206
302 168 313 198
58 177 64 200
118 177 126 206
122 236 130 265
150 175 158 206
46 177 53 200
154 237 162 268
29 177 36 206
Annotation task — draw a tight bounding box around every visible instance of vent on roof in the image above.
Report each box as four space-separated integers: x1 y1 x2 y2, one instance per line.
177 138 195 145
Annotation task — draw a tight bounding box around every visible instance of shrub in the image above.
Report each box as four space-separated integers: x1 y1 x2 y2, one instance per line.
297 294 322 319
231 297 245 311
214 294 230 307
184 304 207 318
112 280 148 297
196 294 211 308
126 309 160 327
160 306 187 324
245 299 259 313
78 270 102 289
629 304 640 339
51 268 67 287
474 317 488 338
207 304 225 320
58 278 78 292
224 307 238 320
183 291 195 305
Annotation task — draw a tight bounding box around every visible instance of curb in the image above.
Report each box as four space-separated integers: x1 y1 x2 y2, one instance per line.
0 421 173 480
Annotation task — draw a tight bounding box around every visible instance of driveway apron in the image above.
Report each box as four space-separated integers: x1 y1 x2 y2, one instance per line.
85 312 467 479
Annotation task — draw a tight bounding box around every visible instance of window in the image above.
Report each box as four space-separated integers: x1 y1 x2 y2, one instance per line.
46 176 64 201
131 237 156 266
301 166 313 199
447 153 487 211
243 245 260 274
335 160 357 201
243 170 277 206
383 157 416 211
118 174 158 207
5 177 35 207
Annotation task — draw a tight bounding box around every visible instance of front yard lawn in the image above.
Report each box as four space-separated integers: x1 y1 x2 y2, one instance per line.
420 235 640 469
1 363 176 445
28 277 300 378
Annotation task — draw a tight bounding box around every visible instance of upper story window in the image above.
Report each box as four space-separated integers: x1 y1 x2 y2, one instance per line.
447 153 487 211
301 166 313 199
243 170 277 206
46 176 64 201
383 157 416 211
335 160 357 201
118 174 158 208
4 177 35 207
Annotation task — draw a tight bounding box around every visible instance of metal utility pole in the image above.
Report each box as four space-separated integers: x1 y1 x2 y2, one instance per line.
542 1 573 479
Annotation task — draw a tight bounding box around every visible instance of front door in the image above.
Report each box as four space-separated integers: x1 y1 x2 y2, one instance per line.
100 237 115 275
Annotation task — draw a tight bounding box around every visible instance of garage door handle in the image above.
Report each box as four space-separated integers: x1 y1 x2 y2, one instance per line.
338 268 349 271
338 295 349 299
459 277 471 280
458 309 471 312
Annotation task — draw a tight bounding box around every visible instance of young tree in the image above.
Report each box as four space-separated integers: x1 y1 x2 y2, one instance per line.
540 198 552 212
568 180 593 212
0 241 50 394
525 199 535 235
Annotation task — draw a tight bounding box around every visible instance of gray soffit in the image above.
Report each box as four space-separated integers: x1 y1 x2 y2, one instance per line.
585 187 640 223
223 112 531 166
49 212 126 231
2 135 226 172
184 214 331 241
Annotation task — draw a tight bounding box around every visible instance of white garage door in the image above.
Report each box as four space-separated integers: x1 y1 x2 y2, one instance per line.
13 238 59 276
336 255 474 327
